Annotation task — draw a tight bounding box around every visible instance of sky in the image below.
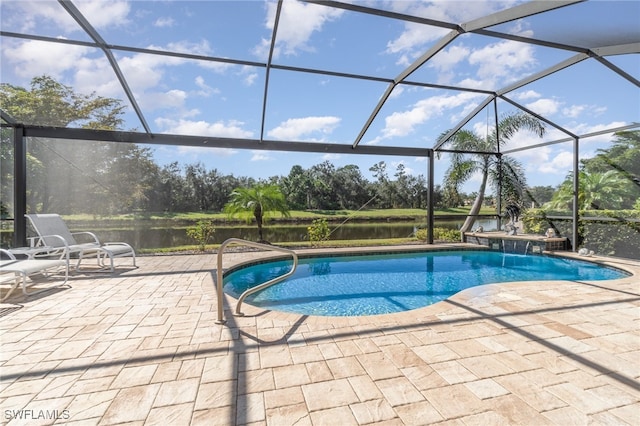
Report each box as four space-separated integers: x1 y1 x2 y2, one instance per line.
1 0 639 194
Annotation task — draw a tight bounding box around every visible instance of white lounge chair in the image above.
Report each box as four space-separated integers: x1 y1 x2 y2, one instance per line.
0 247 69 302
25 214 136 273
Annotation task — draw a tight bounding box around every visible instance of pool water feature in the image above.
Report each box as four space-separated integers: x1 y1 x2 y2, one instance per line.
223 250 629 317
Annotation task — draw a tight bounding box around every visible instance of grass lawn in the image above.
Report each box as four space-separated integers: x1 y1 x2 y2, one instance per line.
140 237 424 254
65 207 494 222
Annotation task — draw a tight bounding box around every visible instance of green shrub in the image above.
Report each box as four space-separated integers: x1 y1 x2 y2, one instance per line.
186 220 216 251
434 227 461 242
414 228 428 241
414 227 461 242
307 218 331 246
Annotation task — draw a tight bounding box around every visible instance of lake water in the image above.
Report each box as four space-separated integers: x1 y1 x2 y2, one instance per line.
95 218 498 250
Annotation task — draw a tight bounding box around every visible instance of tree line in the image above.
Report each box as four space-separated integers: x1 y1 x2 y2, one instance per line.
1 76 638 219
0 76 447 215
7 135 440 215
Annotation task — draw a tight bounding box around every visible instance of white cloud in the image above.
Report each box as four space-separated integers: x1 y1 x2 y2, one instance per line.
244 73 258 86
73 0 131 29
175 146 238 158
394 53 412 68
323 153 341 161
386 22 449 55
384 1 514 59
72 55 124 97
268 116 341 140
562 104 608 120
429 45 470 73
251 151 273 161
538 150 573 175
384 0 483 56
404 38 536 92
154 17 175 28
509 144 552 173
254 0 344 59
379 92 482 139
140 89 188 111
562 104 587 119
3 32 240 118
513 90 541 100
2 1 74 32
526 98 561 116
145 40 233 74
164 40 212 57
3 0 130 33
252 39 271 62
468 40 536 81
2 39 91 80
117 54 168 91
568 121 628 143
194 76 220 97
500 128 552 152
506 19 534 38
156 118 254 138
389 85 405 99
239 66 259 86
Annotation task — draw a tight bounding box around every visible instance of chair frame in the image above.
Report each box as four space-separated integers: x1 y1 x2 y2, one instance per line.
25 214 136 273
0 244 69 302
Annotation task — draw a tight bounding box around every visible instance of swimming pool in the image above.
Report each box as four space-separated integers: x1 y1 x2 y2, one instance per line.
223 250 629 317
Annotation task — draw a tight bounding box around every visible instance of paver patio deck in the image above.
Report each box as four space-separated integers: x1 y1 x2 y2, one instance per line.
1 244 638 425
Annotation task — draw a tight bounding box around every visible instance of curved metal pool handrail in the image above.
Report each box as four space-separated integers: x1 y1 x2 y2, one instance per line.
216 238 298 324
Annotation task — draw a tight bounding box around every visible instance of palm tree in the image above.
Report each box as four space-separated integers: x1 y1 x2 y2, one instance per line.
545 170 631 210
224 184 290 242
439 112 546 235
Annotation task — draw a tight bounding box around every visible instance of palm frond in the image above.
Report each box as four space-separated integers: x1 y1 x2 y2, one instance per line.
496 112 546 145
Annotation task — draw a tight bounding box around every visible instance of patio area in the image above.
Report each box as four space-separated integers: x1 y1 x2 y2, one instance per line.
1 245 639 425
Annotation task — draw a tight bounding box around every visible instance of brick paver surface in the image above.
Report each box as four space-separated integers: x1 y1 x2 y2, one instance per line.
1 245 638 425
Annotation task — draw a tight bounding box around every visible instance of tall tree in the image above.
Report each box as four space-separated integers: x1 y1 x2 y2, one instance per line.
308 161 338 210
0 75 126 128
369 161 394 208
282 165 313 210
151 162 185 212
0 75 154 215
333 164 371 210
524 185 556 208
223 184 290 242
439 112 546 234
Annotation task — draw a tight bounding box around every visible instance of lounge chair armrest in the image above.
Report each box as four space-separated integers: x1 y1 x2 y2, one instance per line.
26 235 70 261
27 236 39 247
29 234 69 249
71 231 101 244
0 248 17 260
34 246 68 261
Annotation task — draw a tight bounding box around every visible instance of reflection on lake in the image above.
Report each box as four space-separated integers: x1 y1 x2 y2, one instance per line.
95 219 498 250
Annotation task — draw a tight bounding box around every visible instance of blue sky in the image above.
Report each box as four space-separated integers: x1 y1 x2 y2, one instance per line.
1 0 639 193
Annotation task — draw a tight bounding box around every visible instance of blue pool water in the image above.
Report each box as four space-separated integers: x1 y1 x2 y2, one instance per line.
223 250 629 317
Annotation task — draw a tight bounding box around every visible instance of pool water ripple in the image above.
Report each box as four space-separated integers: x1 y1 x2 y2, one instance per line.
223 250 628 316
